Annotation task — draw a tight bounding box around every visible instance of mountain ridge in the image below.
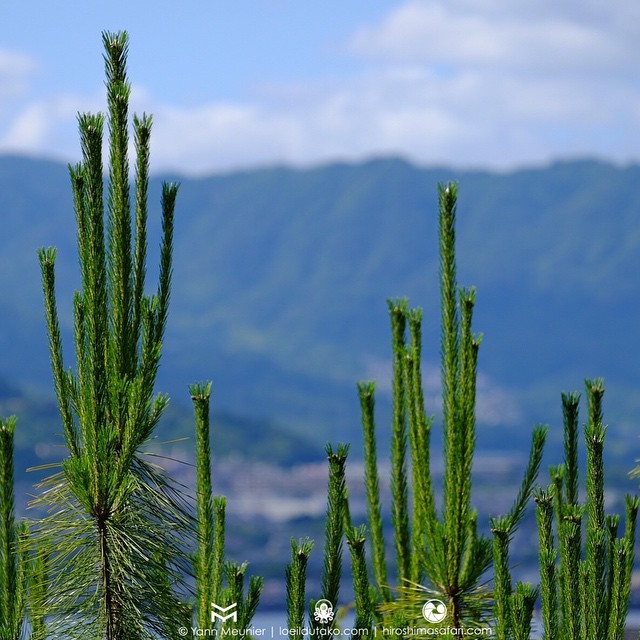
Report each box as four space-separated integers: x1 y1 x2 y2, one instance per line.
2 153 640 455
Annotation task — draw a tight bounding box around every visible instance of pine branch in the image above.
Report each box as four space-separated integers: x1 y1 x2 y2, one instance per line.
608 538 630 640
26 528 49 640
191 382 214 630
388 299 411 584
458 288 478 529
584 378 607 639
404 308 437 586
212 496 227 608
286 538 314 632
39 250 79 457
502 425 548 535
623 495 640 594
346 525 373 633
105 30 133 384
438 182 469 593
559 506 582 640
605 513 621 625
534 488 558 640
509 582 538 640
490 520 512 640
243 574 264 629
131 113 151 359
318 443 349 625
562 392 581 506
357 381 389 600
0 417 27 638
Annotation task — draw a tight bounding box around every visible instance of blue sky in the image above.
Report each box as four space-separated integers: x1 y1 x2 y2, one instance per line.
1 1 639 175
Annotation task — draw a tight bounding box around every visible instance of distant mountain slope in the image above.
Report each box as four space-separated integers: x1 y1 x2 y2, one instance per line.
2 154 640 454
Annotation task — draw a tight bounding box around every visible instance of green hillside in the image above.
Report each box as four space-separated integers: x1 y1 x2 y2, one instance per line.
2 154 640 454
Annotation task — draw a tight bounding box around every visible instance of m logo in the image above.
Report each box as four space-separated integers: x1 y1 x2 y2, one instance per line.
211 602 238 623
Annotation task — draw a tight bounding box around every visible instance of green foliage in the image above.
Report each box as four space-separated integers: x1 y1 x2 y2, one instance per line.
499 382 639 640
388 299 411 585
26 532 48 640
313 443 349 629
509 582 538 640
285 538 314 632
31 31 190 639
346 525 374 633
219 561 263 632
359 182 546 631
358 381 389 601
490 425 547 639
191 382 216 630
0 417 27 640
403 308 435 587
191 382 263 634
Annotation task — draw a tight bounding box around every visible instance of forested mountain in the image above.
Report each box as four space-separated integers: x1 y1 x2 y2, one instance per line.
2 154 640 465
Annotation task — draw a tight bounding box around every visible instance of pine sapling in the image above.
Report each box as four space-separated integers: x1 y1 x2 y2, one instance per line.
361 182 546 632
533 381 639 640
32 32 191 639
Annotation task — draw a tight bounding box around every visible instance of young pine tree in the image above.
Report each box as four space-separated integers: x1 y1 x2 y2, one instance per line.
362 182 546 631
491 382 639 639
33 31 191 639
535 383 638 640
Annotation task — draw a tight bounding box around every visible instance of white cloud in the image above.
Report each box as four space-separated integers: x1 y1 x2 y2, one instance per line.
0 49 37 80
1 3 639 173
0 49 38 113
0 91 102 158
349 0 639 76
149 102 306 174
135 2 640 173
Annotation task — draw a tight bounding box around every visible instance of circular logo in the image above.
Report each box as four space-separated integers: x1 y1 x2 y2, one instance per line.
422 599 447 623
314 599 335 624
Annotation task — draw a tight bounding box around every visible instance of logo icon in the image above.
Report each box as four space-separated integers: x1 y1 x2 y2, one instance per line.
314 599 335 624
422 599 447 623
211 602 238 623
